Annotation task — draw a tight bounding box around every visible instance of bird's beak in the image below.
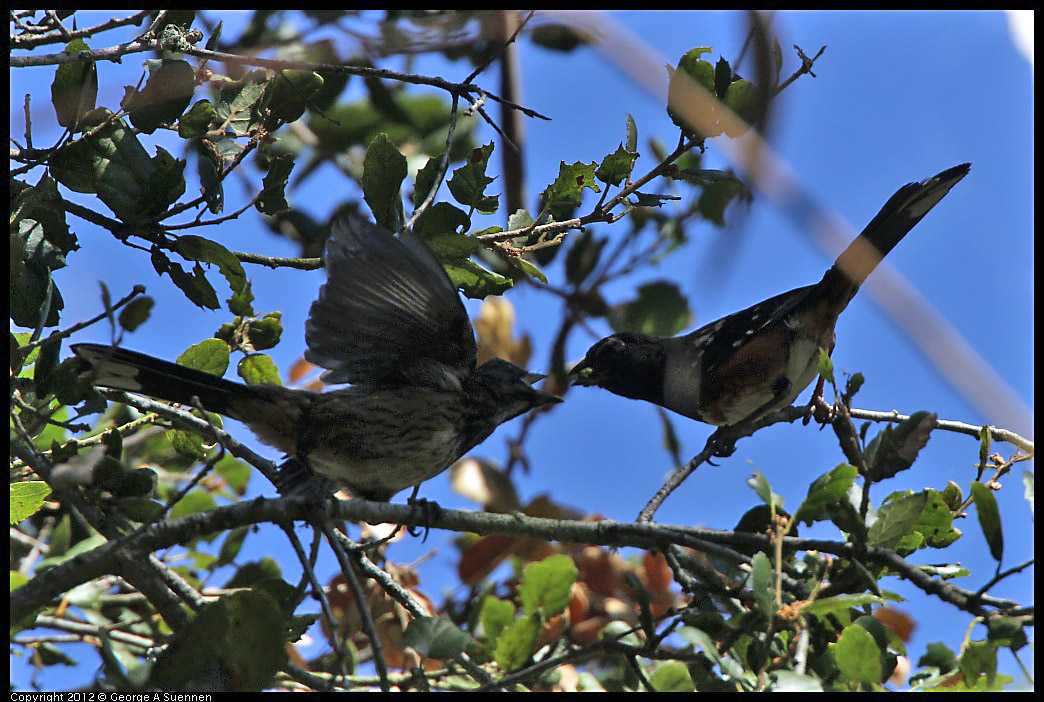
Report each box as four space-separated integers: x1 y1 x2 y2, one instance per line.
566 359 598 386
522 372 563 405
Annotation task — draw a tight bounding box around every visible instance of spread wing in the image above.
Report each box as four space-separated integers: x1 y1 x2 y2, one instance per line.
304 216 477 388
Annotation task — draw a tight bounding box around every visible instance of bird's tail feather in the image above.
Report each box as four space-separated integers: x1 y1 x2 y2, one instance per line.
821 163 970 308
71 343 252 417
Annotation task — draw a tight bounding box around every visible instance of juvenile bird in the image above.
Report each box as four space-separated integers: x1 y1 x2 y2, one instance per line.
72 216 560 501
569 164 969 434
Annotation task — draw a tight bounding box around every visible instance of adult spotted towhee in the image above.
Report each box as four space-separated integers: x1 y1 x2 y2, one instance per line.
569 164 970 432
72 217 561 501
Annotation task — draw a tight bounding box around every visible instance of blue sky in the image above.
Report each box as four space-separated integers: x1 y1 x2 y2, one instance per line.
12 10 1032 689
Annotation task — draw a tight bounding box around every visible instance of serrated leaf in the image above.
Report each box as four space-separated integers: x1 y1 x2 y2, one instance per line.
174 235 247 294
151 589 286 691
541 161 600 210
494 613 540 672
595 144 638 186
238 354 281 385
215 70 267 137
448 142 498 214
866 411 937 480
519 553 577 618
50 117 186 225
256 151 294 215
10 481 53 523
479 596 515 650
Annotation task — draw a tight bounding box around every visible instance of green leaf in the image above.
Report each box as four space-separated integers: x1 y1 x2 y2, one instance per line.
256 151 294 215
177 338 231 375
832 624 884 684
150 589 286 691
505 254 547 284
747 471 783 510
696 176 750 227
958 639 998 688
50 117 187 225
479 595 516 650
444 258 512 299
609 280 691 337
115 468 158 498
794 464 857 526
125 59 196 134
917 641 957 673
214 69 268 138
238 354 281 385
494 613 540 672
162 259 220 310
362 132 407 232
402 616 472 660
649 661 695 692
867 491 928 550
970 481 1003 562
178 99 217 138
245 313 283 351
413 202 472 241
541 161 600 210
413 155 442 208
865 411 937 480
10 481 52 523
802 594 884 620
215 453 251 495
595 143 638 186
564 230 606 286
448 142 499 214
625 113 638 153
169 490 217 522
117 497 165 523
174 235 247 294
519 553 578 618
265 69 323 125
723 78 757 136
118 296 154 331
507 209 534 233
750 551 776 621
51 39 98 130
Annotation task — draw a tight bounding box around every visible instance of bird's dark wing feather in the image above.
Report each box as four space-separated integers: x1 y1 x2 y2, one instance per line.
305 216 477 387
684 284 816 375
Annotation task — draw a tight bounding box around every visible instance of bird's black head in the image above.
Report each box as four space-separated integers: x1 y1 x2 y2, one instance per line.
568 332 667 404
